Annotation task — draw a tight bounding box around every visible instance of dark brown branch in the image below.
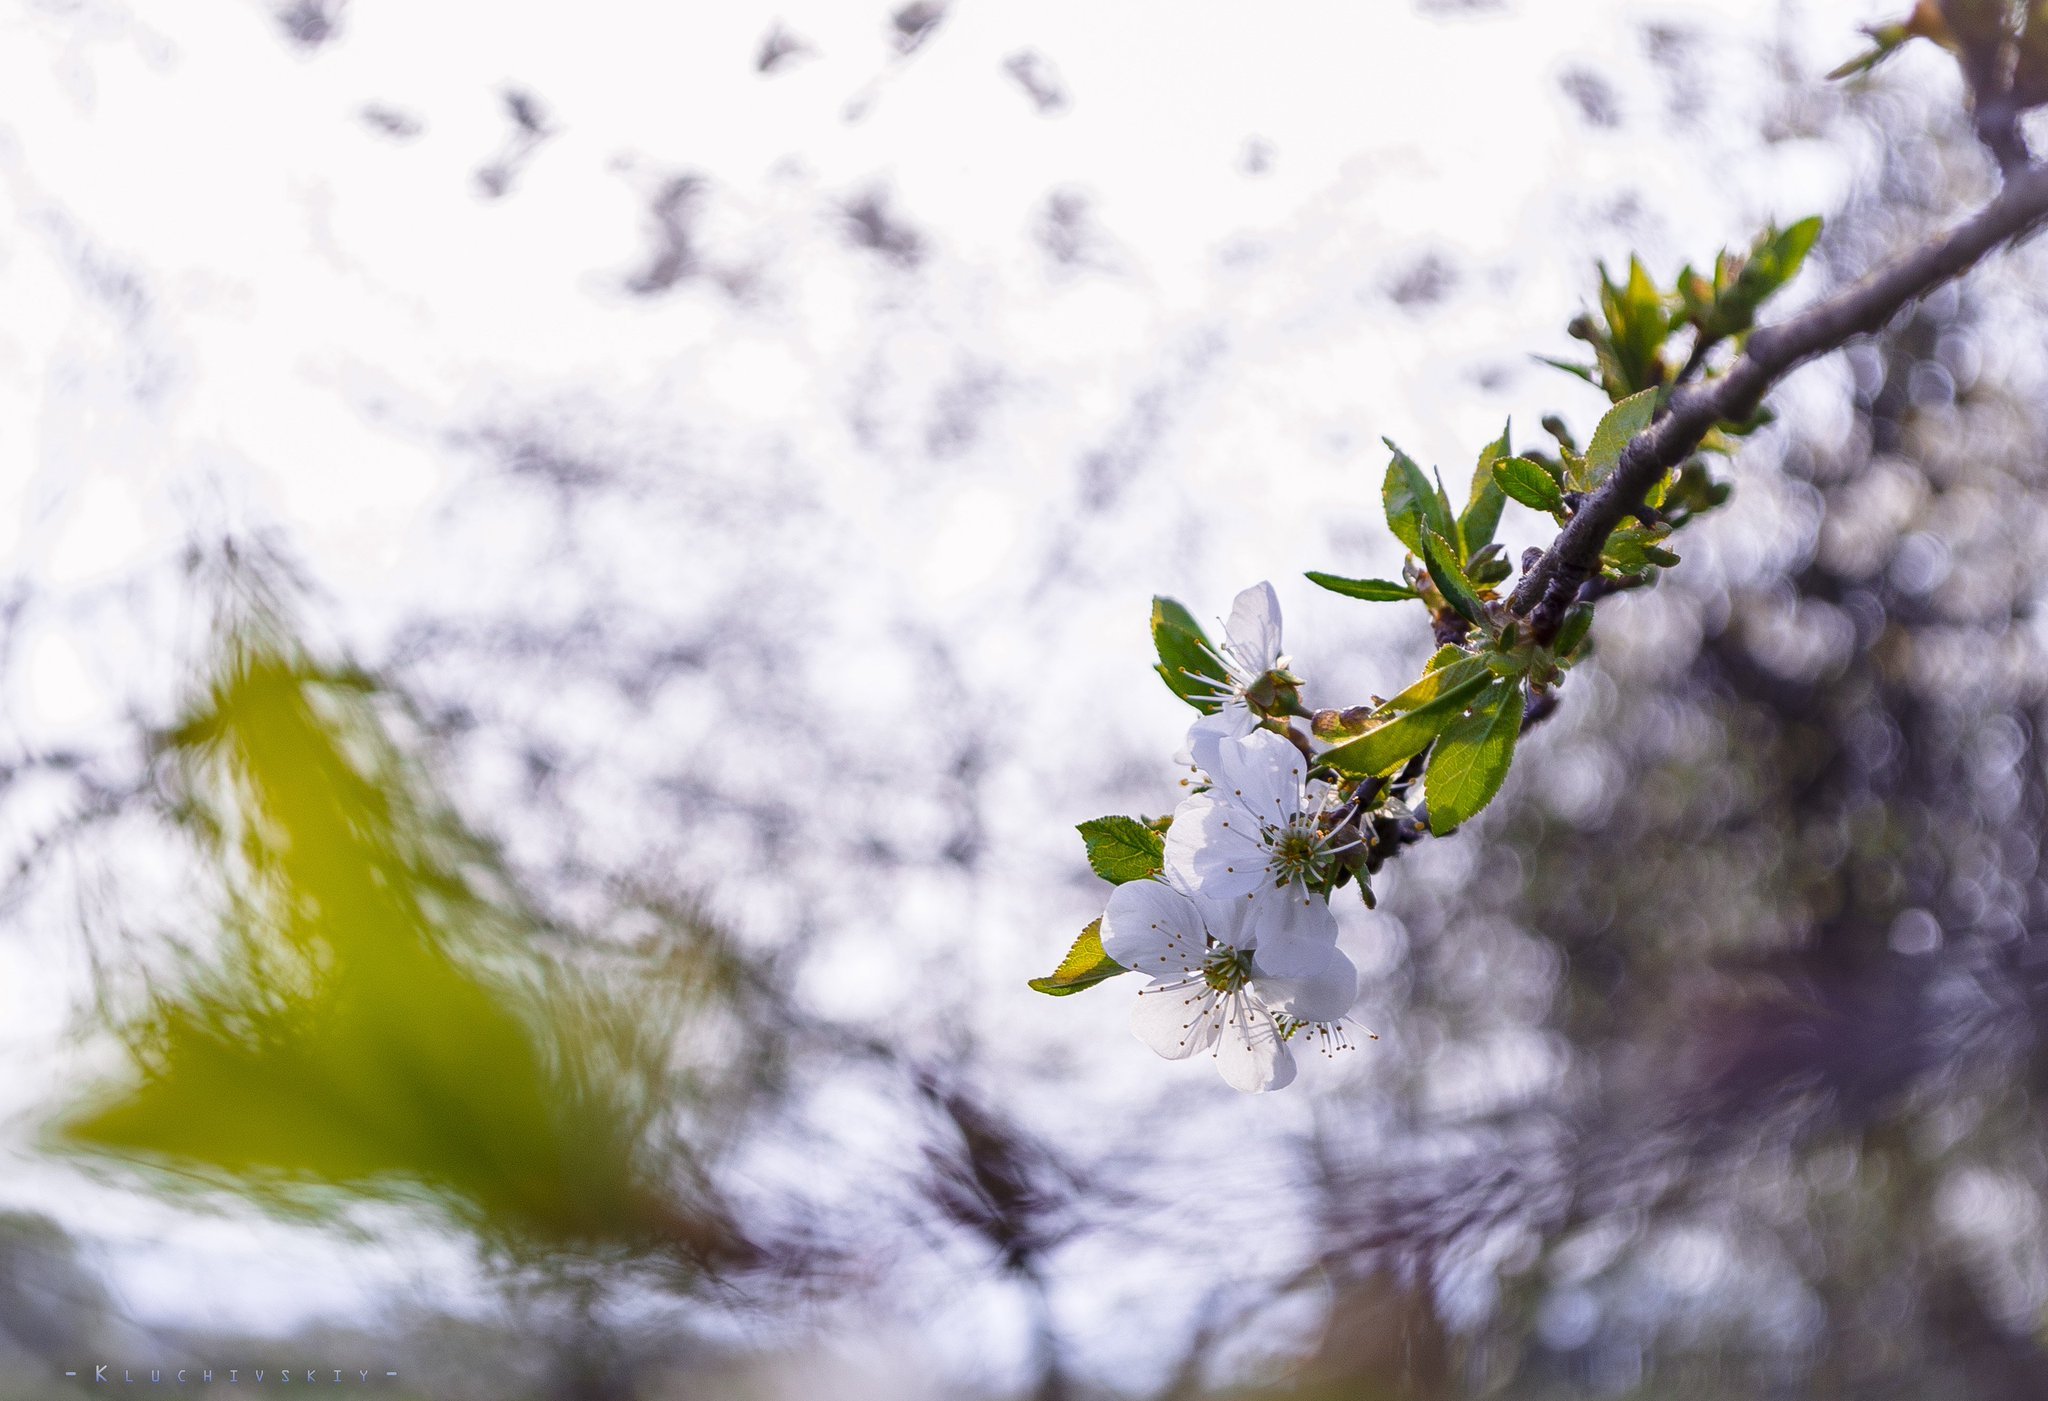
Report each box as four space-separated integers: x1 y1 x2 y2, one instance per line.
1508 160 2048 639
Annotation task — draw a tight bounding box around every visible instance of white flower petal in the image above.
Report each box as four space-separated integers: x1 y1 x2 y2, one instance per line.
1163 792 1267 900
1244 893 1340 977
1214 996 1296 1091
1223 582 1284 675
1183 703 1255 776
1130 982 1221 1060
1099 880 1203 973
1210 729 1306 829
1191 889 1257 950
1255 947 1359 1023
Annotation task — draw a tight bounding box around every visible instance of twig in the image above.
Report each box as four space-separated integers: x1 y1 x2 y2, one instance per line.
1508 160 2048 641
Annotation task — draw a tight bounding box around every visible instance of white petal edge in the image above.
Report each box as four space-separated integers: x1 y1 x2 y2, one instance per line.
1224 581 1284 674
1256 947 1359 1024
1099 879 1203 972
1244 893 1340 977
1214 996 1296 1092
1130 983 1220 1061
1210 729 1306 827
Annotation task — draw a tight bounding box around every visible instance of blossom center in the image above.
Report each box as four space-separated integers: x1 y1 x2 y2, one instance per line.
1263 815 1336 888
1201 946 1255 994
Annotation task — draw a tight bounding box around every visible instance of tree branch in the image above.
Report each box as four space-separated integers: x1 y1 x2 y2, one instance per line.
1508 160 2048 639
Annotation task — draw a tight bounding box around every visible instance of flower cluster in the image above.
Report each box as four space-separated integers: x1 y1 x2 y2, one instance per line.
1040 223 1811 1091
1099 583 1362 1093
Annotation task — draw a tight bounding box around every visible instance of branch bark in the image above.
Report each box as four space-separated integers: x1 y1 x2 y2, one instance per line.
1508 160 2048 639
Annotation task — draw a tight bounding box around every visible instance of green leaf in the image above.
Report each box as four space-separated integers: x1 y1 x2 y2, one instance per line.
1536 354 1598 385
1152 597 1225 713
1493 456 1567 516
1603 525 1677 574
1772 216 1822 277
1028 919 1126 996
1433 469 1460 556
1553 605 1595 659
1303 571 1417 602
1468 550 1513 587
1424 680 1523 834
1076 816 1166 885
1381 441 1451 558
1421 529 1486 628
1737 217 1822 309
1319 671 1492 778
1581 387 1658 490
1460 423 1510 554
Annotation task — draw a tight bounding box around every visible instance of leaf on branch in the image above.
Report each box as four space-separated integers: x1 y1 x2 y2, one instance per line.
1151 596 1226 713
1603 525 1679 574
1553 604 1595 659
1424 679 1523 834
1304 572 1417 602
1319 671 1492 778
1029 919 1127 996
1493 455 1568 516
1460 422 1511 554
1736 216 1823 310
1536 354 1598 384
1421 529 1487 628
1382 441 1452 558
1076 816 1165 884
1580 386 1659 491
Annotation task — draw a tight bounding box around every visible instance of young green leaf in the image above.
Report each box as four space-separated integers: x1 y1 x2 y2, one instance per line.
1461 422 1511 555
1152 596 1225 713
1421 529 1486 628
1771 216 1822 278
1493 456 1567 516
1553 604 1595 659
1076 816 1166 885
1423 679 1523 834
1602 525 1678 574
1028 919 1127 996
1432 468 1460 557
1582 387 1659 489
1319 671 1492 778
1536 354 1598 385
1382 440 1451 557
1304 572 1418 602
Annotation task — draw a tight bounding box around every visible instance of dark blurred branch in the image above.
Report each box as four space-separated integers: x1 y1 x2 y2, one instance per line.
1509 159 2048 639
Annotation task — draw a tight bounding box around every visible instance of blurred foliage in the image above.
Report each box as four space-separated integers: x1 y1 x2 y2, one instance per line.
54 613 765 1274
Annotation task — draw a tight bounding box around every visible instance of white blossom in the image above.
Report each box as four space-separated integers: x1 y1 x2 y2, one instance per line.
1165 729 1356 917
1099 878 1357 1093
1179 581 1288 775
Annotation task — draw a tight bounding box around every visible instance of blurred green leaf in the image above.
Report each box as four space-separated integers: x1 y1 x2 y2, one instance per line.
55 631 753 1266
1076 816 1165 885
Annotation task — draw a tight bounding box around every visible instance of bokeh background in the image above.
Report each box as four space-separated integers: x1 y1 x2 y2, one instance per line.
3 0 2048 1396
